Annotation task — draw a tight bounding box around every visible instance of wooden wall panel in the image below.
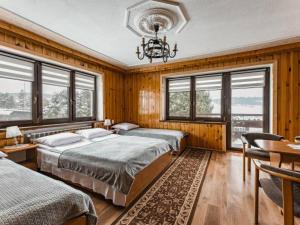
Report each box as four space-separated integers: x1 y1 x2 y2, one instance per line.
0 21 125 147
124 72 226 151
1 20 300 151
126 43 300 150
0 20 125 124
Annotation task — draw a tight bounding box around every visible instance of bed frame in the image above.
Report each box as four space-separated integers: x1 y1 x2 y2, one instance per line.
125 151 172 206
178 135 188 155
63 215 87 225
26 125 173 207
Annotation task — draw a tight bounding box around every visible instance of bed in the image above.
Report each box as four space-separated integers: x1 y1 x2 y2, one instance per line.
0 157 97 225
113 123 188 154
34 130 172 207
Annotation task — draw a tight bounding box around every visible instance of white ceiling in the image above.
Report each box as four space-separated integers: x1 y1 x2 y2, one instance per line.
0 0 300 68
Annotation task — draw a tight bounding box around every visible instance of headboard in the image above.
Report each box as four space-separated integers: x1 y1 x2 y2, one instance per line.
24 123 93 143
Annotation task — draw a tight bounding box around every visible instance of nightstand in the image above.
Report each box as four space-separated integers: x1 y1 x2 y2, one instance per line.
0 144 38 170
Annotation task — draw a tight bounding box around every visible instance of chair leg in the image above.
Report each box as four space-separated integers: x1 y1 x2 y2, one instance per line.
282 180 294 225
243 155 246 181
254 166 259 225
248 157 252 172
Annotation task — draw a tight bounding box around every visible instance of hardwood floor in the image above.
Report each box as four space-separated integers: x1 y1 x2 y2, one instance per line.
89 151 300 225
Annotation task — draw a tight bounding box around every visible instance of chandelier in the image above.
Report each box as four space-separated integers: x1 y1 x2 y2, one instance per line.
136 24 178 63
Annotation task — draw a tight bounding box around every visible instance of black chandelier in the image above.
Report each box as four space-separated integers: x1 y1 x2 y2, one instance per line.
136 24 178 63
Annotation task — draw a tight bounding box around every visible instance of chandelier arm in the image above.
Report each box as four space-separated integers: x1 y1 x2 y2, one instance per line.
169 50 177 58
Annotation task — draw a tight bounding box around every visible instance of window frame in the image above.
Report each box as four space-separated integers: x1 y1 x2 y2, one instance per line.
165 68 270 123
166 77 193 121
194 74 225 122
0 52 36 127
73 71 97 122
166 74 225 122
0 51 98 128
39 63 72 124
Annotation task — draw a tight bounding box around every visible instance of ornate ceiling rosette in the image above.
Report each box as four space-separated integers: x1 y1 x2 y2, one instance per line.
126 0 189 38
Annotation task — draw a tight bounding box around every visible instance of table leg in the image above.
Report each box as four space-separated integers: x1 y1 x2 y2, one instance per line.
269 152 281 167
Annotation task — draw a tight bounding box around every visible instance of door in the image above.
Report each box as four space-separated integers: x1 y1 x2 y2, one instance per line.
227 68 270 149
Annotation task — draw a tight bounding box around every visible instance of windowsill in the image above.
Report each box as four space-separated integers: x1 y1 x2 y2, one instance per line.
159 119 227 125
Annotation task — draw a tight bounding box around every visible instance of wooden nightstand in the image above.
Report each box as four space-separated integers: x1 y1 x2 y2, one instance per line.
0 144 38 170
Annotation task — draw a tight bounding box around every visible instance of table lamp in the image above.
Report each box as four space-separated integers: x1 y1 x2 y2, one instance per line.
6 126 22 146
103 119 112 130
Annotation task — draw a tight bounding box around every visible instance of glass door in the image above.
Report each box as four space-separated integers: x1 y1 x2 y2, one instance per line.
227 68 270 149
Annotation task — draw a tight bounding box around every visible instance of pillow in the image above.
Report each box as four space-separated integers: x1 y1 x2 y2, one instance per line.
0 151 7 158
76 128 112 139
36 132 82 147
112 122 139 131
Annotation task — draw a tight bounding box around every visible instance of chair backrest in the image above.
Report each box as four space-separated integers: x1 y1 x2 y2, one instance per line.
241 132 284 148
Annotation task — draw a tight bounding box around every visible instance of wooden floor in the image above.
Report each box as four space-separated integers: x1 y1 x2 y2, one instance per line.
89 151 300 225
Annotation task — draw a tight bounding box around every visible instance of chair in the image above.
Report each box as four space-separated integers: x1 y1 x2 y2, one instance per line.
241 133 284 181
253 159 300 225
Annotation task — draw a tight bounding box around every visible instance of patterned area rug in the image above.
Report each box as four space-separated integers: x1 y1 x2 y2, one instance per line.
112 148 211 225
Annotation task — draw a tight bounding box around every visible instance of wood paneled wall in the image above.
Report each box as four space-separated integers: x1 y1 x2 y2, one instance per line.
126 43 300 150
0 20 125 147
124 71 226 151
1 20 300 151
0 20 125 123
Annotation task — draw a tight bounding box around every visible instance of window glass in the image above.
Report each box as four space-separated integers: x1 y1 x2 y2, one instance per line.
230 71 266 148
75 73 95 118
0 55 33 121
168 78 191 118
42 65 70 119
195 75 222 118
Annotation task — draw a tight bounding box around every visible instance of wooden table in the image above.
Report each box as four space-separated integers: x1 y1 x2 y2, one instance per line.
255 140 300 168
0 144 38 170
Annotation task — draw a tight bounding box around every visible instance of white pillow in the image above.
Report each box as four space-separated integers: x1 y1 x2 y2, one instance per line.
112 122 139 131
76 128 112 139
36 132 82 147
0 151 7 158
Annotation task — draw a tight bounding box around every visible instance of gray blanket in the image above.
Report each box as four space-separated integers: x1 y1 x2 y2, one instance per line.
58 135 170 194
118 128 187 151
0 158 97 225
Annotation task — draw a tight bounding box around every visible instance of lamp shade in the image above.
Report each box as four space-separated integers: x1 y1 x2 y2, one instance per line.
103 119 112 126
6 126 22 138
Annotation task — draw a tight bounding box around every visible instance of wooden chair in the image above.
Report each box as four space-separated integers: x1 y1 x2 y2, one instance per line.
241 133 284 181
253 159 300 225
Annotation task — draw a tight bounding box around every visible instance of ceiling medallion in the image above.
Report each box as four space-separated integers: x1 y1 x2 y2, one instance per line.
126 0 189 63
136 23 177 63
126 0 189 37
135 8 177 36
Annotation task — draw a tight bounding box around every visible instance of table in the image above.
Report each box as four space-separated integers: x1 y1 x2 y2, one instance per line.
0 144 38 170
255 140 300 168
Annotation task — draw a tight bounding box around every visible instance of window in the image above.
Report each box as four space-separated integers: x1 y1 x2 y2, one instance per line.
0 54 34 122
75 72 95 119
166 74 223 121
167 78 191 119
0 51 99 128
230 70 269 148
42 65 70 120
165 68 270 150
195 75 222 118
